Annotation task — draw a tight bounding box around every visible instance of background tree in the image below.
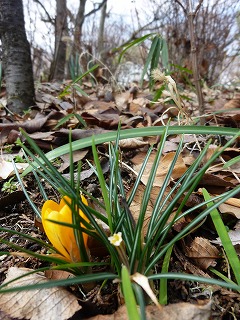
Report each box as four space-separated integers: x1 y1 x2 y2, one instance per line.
0 0 35 114
73 0 107 52
30 0 108 81
97 0 108 61
157 0 239 85
50 0 68 80
22 0 239 86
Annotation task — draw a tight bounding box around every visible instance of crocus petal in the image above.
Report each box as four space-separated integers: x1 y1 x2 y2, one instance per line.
42 199 60 214
57 203 82 262
42 207 71 260
59 196 90 248
41 196 89 262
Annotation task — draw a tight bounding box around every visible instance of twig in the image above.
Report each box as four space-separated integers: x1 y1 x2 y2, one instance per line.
194 0 204 15
33 0 54 25
84 0 107 19
174 0 187 14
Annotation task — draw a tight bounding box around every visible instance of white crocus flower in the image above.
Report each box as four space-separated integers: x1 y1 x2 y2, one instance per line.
108 232 123 247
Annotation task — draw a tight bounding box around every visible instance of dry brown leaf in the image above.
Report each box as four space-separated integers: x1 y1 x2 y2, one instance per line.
219 203 240 219
0 267 81 320
128 184 156 235
52 128 110 144
114 91 131 110
127 184 173 235
132 97 150 107
223 197 240 207
223 96 240 109
81 110 120 129
198 189 240 219
45 269 73 281
118 137 149 149
185 237 219 270
83 100 115 111
182 154 196 166
131 151 187 187
88 301 211 320
204 147 240 174
162 141 179 153
199 173 234 187
127 182 180 235
169 134 205 144
59 149 88 172
27 131 55 140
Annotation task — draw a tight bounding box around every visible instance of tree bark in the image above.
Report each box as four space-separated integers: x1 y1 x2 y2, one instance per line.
0 0 35 114
50 0 69 81
73 0 108 55
73 0 87 54
97 1 107 61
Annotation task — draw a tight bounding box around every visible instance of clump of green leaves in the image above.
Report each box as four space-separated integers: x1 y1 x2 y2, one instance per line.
117 33 169 88
0 125 239 319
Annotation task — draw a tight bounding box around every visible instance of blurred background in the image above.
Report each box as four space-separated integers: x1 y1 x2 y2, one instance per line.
17 0 240 86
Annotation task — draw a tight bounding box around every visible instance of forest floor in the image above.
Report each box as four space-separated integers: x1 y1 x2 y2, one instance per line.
0 79 240 320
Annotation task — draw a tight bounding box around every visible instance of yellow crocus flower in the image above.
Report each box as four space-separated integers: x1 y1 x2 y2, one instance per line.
41 195 89 262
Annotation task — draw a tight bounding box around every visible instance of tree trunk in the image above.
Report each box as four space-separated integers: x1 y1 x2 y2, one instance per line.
50 0 69 81
97 1 107 61
73 0 108 54
0 0 35 114
73 0 87 54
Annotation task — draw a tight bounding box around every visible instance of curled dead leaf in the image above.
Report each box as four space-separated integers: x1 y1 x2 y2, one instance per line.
132 273 162 309
117 137 149 149
185 237 219 270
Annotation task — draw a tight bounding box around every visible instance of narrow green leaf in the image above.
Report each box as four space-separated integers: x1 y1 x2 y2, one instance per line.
202 188 240 285
74 113 87 128
21 126 239 176
118 33 155 62
73 84 89 97
12 160 41 219
0 272 117 293
121 266 140 320
145 185 240 274
54 113 76 129
161 38 169 72
159 245 173 305
223 155 240 169
54 113 87 129
132 283 146 320
149 37 162 87
149 273 240 291
209 267 238 287
140 35 160 86
91 137 112 232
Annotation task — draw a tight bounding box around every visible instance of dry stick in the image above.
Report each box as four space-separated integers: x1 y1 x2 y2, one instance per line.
175 0 206 124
